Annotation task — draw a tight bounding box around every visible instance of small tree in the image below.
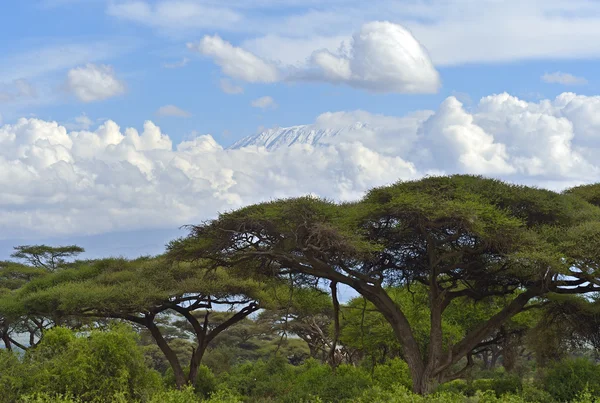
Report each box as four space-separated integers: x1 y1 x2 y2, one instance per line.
11 245 84 272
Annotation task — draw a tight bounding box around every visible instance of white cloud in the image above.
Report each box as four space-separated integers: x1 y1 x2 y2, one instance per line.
4 91 600 238
66 64 126 103
192 22 440 94
188 35 281 83
299 21 440 93
156 105 192 118
66 63 125 102
163 57 189 69
219 78 244 94
542 72 588 86
251 96 277 109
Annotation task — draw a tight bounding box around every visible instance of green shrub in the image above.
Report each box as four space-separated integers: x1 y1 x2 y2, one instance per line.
436 379 470 396
372 358 412 391
195 365 218 397
25 326 163 402
148 386 201 403
283 361 372 402
543 358 600 402
470 373 522 397
205 389 244 403
0 349 30 403
520 383 554 403
219 356 296 399
19 393 79 403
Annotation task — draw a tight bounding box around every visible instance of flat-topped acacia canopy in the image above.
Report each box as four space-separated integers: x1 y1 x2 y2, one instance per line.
168 175 600 394
16 256 286 388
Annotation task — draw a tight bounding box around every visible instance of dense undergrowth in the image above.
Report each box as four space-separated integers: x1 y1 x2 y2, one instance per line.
3 326 600 403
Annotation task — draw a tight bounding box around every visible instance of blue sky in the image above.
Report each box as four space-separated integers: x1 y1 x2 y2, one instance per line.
2 0 600 260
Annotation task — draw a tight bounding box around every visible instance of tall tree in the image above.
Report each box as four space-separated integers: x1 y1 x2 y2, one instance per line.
168 175 600 393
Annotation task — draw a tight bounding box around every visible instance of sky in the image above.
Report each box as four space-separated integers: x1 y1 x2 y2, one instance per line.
3 0 600 265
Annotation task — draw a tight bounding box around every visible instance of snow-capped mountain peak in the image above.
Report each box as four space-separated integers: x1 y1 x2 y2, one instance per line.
228 122 369 151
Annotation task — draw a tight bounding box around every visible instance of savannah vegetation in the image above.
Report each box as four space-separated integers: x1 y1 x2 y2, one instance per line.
3 175 600 402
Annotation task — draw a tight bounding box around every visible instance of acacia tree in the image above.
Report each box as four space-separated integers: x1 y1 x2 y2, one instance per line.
256 287 348 364
0 245 82 350
168 175 600 394
0 261 48 350
11 245 84 272
17 256 281 388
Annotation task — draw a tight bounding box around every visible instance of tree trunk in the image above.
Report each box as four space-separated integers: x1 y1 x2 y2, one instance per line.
353 282 427 393
328 281 341 370
1 332 12 351
187 343 207 386
145 316 187 388
413 366 437 395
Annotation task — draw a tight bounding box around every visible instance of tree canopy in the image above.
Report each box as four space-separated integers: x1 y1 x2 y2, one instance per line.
16 255 287 388
168 175 600 393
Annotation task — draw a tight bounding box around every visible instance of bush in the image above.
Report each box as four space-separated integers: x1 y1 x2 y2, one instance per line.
436 379 471 396
219 356 296 399
520 383 554 403
0 349 30 402
372 358 412 391
148 386 200 403
195 365 218 397
23 326 163 402
284 361 372 402
542 358 600 402
19 393 80 403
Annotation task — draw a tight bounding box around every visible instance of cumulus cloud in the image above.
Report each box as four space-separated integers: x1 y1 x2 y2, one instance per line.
220 78 244 94
0 117 416 238
156 105 192 118
4 91 600 238
188 35 280 83
251 96 277 109
301 21 440 93
66 64 125 102
541 72 588 86
190 22 440 94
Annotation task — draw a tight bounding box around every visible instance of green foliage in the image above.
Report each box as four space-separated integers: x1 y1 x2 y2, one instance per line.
372 358 412 390
19 393 81 403
471 373 522 397
284 361 372 403
0 325 163 402
519 384 554 403
0 349 31 402
542 358 600 402
147 387 201 403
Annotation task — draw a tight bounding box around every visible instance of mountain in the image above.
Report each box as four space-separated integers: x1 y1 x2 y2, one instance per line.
228 122 369 151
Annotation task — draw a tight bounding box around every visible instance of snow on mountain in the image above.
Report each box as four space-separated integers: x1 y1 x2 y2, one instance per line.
228 122 370 151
